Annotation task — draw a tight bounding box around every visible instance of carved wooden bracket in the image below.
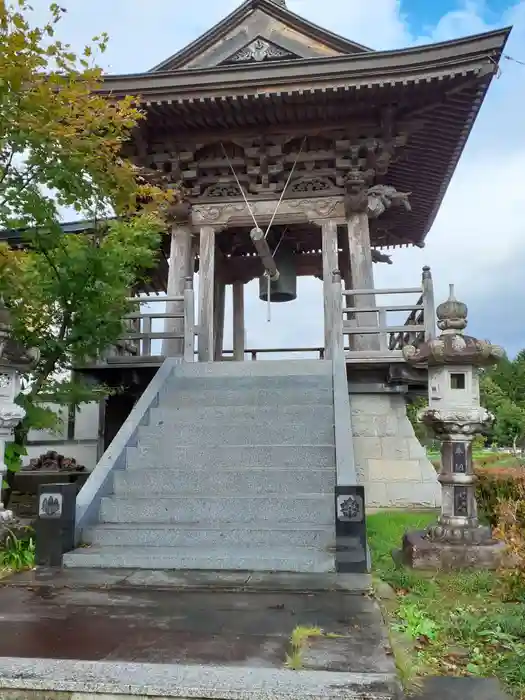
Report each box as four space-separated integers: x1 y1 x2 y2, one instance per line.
191 196 345 229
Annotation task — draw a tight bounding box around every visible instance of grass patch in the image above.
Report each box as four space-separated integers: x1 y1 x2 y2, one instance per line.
0 528 35 574
369 511 525 699
285 625 325 670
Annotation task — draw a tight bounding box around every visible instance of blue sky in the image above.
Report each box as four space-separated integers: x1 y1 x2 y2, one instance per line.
401 0 510 33
30 0 525 356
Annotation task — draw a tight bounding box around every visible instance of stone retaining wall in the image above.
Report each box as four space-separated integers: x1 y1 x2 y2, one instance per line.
350 393 441 509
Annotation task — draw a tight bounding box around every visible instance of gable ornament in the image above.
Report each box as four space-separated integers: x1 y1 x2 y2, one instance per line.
226 38 295 64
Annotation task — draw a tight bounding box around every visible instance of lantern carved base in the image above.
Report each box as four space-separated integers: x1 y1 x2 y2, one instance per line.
426 522 492 544
399 529 508 571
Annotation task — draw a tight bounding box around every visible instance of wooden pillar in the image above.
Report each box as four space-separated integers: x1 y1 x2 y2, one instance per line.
346 212 379 351
198 225 215 362
321 220 339 359
163 223 193 357
213 277 226 361
232 281 245 361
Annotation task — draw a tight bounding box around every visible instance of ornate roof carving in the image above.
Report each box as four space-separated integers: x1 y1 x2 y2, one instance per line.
149 0 369 73
222 37 297 65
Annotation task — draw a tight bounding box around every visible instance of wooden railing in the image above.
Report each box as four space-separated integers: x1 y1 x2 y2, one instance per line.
339 267 436 360
220 347 328 361
101 277 196 364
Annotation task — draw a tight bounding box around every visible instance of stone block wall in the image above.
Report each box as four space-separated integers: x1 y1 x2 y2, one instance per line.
350 393 441 509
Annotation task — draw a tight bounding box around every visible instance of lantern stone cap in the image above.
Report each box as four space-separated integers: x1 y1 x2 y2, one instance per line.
402 284 504 367
0 300 40 371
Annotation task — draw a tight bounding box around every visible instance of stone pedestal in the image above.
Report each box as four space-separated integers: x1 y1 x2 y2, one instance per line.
400 529 507 571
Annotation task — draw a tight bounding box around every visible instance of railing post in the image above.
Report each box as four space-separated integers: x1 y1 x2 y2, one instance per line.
142 316 152 357
422 266 436 341
378 308 388 352
332 270 344 359
184 276 195 363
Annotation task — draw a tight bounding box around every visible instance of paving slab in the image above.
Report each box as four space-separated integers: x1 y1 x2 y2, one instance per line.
413 677 511 699
0 568 394 698
0 579 388 670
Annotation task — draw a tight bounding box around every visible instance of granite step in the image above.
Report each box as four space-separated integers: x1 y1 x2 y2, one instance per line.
63 545 336 572
99 494 335 525
84 522 336 549
148 404 334 424
126 444 336 470
161 385 334 407
113 467 335 497
171 358 332 378
137 420 334 447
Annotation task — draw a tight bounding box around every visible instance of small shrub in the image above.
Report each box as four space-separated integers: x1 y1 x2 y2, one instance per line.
475 452 505 467
493 479 525 602
476 466 525 527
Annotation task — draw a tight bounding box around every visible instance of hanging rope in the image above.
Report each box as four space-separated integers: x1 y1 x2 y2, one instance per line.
221 138 306 323
267 273 271 323
264 137 307 239
220 143 259 229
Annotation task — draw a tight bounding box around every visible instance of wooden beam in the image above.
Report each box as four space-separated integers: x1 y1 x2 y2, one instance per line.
163 223 193 357
321 220 339 359
346 212 379 351
198 225 215 361
249 227 279 281
232 281 245 362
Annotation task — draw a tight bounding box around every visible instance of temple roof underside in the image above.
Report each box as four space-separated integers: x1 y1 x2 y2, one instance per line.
102 24 509 250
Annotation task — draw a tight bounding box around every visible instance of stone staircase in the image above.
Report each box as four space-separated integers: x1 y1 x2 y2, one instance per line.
64 360 338 572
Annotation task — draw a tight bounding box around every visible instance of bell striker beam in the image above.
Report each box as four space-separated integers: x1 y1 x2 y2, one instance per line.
198 226 216 362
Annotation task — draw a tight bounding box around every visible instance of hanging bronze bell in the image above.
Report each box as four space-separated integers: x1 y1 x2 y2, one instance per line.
259 246 297 302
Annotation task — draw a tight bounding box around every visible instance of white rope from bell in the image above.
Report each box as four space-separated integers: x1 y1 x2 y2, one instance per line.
264 136 306 239
267 272 271 323
220 143 259 229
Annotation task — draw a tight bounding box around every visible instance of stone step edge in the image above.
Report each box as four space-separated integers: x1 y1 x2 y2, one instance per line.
69 545 333 555
87 522 336 531
128 442 335 452
119 466 335 473
152 402 334 413
102 493 335 501
24 569 372 594
0 658 398 700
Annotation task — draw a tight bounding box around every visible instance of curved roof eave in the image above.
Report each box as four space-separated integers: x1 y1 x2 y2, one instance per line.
99 26 511 99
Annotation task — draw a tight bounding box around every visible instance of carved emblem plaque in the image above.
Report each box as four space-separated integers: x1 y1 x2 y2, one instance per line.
38 493 63 519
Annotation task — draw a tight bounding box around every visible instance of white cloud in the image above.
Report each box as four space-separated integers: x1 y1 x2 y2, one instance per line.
27 0 525 354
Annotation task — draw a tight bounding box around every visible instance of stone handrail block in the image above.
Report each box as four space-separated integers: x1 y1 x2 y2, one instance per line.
74 358 183 541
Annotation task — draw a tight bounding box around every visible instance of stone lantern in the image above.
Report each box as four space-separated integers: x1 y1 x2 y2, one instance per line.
0 301 39 521
398 284 507 570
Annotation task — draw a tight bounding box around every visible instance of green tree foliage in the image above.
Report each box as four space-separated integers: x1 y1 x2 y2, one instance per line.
0 1 178 476
481 363 525 450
